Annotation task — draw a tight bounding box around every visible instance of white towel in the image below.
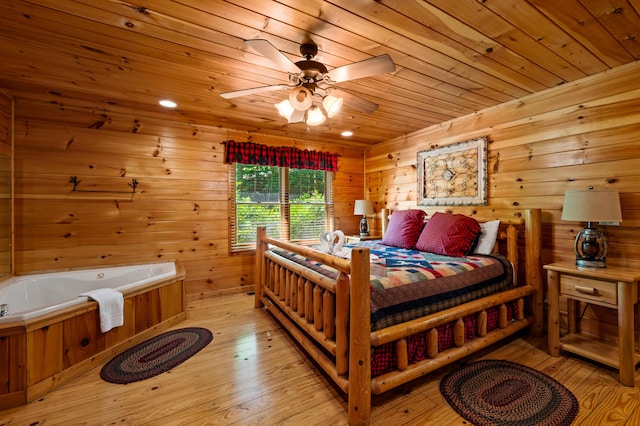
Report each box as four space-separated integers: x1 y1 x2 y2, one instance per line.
79 288 124 333
333 247 379 261
332 230 345 255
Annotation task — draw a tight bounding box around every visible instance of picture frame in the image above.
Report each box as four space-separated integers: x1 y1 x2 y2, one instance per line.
417 136 488 206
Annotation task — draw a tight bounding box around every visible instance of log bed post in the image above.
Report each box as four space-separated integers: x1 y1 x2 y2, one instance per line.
525 208 544 337
255 226 267 308
348 246 371 425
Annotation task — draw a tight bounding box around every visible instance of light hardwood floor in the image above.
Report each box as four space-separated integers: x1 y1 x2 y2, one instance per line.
2 293 640 425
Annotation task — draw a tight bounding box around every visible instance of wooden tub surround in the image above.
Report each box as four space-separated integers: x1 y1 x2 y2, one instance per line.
0 262 186 410
255 208 543 425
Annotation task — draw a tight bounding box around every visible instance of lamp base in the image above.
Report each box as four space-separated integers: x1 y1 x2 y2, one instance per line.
573 227 608 269
576 258 606 268
359 217 370 236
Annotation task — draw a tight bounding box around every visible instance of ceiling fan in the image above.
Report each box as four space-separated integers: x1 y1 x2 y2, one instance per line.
220 39 396 125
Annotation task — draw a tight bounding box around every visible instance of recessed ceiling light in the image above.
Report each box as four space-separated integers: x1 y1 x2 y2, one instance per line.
159 99 177 108
341 130 353 137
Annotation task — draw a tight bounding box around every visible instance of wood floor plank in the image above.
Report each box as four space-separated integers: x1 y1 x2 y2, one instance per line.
3 293 640 425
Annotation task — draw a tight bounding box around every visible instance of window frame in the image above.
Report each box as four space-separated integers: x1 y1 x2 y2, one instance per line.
229 163 334 252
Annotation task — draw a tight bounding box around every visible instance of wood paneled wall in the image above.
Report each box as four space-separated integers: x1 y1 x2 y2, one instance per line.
7 56 640 347
367 60 640 269
0 91 12 277
11 98 364 299
367 59 640 343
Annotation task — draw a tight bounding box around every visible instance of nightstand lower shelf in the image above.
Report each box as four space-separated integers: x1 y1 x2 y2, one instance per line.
559 333 640 370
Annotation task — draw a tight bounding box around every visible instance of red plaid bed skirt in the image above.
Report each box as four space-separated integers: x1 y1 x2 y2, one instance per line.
371 302 519 377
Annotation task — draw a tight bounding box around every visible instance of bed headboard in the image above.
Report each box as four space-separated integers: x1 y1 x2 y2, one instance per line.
380 208 540 291
380 207 524 244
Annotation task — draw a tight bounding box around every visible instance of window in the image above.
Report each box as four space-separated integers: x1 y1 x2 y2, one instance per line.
230 163 333 251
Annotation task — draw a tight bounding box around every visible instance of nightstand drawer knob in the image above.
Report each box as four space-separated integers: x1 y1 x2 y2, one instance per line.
575 285 598 295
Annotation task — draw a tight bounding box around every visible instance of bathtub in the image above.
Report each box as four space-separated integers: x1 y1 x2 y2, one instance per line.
0 261 186 410
0 262 177 323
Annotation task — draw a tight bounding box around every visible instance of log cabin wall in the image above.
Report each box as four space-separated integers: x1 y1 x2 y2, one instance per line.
366 59 640 342
0 92 12 277
11 97 364 299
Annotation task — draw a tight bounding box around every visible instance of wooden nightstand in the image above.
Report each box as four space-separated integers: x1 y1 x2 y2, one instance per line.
345 235 381 243
545 262 640 386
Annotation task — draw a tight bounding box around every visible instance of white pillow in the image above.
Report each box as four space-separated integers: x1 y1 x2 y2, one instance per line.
473 220 500 255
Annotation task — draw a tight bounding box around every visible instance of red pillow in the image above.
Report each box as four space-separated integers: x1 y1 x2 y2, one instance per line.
415 212 480 257
381 210 426 249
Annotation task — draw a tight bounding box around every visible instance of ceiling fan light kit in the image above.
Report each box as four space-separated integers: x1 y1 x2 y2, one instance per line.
276 88 340 126
322 95 343 118
221 39 396 128
274 99 295 120
288 86 313 110
305 106 326 126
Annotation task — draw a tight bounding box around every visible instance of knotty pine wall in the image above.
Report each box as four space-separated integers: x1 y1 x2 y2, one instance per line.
0 91 12 277
366 60 640 341
10 97 364 299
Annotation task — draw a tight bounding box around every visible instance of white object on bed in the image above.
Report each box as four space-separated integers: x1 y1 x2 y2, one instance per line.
319 230 346 256
333 246 352 258
319 231 334 253
473 220 501 255
333 246 379 261
332 230 345 254
79 288 124 332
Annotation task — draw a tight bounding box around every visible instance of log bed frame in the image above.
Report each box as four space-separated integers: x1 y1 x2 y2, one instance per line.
254 208 543 425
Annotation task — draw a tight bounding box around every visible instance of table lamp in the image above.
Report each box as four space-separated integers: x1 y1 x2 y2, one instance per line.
354 200 374 236
561 188 622 268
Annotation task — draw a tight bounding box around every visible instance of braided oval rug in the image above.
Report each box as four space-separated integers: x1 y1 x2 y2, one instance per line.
101 327 213 384
440 359 578 426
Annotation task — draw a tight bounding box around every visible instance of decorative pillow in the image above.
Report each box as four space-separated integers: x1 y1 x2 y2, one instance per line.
381 209 426 249
473 220 501 255
415 212 480 257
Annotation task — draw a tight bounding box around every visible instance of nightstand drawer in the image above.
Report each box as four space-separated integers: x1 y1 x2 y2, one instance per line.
560 275 617 306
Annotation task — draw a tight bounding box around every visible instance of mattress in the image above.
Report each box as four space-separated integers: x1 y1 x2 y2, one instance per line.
270 240 514 331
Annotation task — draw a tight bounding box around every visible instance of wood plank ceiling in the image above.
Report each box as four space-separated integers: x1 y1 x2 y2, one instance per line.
1 0 639 146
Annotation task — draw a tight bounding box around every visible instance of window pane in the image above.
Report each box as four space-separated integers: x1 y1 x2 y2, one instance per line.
236 164 279 203
289 169 329 241
290 204 326 240
236 203 281 244
289 169 326 203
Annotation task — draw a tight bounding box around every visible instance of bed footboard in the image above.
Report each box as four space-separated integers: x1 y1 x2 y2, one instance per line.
254 227 372 423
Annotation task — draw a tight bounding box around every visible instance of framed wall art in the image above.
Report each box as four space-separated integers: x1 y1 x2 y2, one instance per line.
417 136 488 206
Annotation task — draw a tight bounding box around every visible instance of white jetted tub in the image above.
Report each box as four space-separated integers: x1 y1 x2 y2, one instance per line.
0 261 186 410
0 262 177 322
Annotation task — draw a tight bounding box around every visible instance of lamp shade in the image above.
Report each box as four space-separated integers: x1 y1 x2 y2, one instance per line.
275 99 294 120
275 100 305 123
305 106 326 126
289 87 313 111
322 95 343 118
354 200 374 216
561 189 622 223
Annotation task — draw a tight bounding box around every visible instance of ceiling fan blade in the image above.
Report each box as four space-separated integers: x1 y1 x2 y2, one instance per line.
326 54 396 83
220 84 290 99
245 39 301 74
331 89 379 114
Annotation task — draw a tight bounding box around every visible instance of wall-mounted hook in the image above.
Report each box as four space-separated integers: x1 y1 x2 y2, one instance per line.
69 176 138 194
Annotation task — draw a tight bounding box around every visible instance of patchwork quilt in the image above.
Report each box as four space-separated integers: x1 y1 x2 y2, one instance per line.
270 241 514 330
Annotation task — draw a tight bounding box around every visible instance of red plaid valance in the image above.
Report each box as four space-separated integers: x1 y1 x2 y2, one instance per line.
223 140 339 172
